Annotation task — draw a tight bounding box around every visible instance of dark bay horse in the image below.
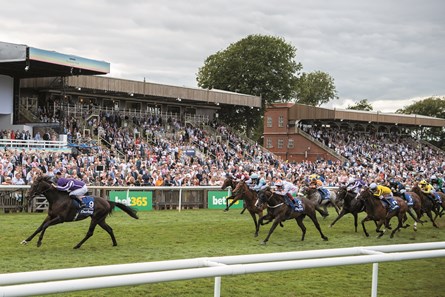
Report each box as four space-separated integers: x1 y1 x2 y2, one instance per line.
256 189 328 244
411 185 440 228
329 186 365 232
22 176 139 249
231 180 264 237
357 188 410 238
303 186 341 216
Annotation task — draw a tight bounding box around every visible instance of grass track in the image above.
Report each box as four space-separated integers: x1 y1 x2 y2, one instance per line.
1 208 444 297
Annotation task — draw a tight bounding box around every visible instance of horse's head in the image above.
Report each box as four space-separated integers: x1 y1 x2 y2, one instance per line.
26 175 53 200
256 189 271 210
232 180 246 196
357 186 372 202
221 176 236 190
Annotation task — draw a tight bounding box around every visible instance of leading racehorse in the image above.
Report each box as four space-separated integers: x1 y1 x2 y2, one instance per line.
22 175 139 249
230 180 264 237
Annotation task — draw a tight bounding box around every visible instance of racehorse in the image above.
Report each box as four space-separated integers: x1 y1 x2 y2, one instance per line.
357 188 410 238
329 186 366 232
220 176 245 213
302 186 341 216
400 190 424 231
411 185 441 228
256 188 328 244
22 175 139 249
230 180 264 237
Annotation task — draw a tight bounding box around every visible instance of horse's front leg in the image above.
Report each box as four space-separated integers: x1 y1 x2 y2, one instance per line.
21 215 51 245
329 209 347 228
361 216 371 237
36 216 63 247
261 218 282 245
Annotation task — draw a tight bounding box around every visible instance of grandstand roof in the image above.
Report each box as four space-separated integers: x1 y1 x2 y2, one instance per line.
20 75 262 108
0 41 110 78
281 103 445 128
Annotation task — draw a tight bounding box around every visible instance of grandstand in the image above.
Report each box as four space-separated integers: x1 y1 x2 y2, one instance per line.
1 40 445 212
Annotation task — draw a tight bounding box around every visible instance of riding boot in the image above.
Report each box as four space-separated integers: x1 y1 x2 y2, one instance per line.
72 196 86 208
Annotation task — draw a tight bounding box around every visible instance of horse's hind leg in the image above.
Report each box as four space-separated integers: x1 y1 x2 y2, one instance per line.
98 220 117 246
74 221 98 249
307 213 328 241
296 217 306 241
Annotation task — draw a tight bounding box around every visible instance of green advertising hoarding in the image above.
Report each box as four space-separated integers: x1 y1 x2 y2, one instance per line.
109 191 153 211
208 191 243 209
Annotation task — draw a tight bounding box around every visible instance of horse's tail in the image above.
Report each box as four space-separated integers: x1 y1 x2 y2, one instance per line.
109 201 139 219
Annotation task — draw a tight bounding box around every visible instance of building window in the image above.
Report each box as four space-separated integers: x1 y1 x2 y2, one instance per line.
266 138 273 148
278 139 284 149
288 139 294 148
278 115 284 127
267 116 272 128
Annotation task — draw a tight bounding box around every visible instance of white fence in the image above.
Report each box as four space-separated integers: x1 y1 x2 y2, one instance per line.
1 242 444 297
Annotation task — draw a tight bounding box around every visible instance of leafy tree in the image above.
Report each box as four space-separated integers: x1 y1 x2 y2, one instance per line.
396 96 445 147
295 71 338 106
347 99 373 111
196 34 302 138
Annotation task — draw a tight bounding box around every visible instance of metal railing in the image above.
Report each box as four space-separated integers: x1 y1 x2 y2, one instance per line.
0 242 444 297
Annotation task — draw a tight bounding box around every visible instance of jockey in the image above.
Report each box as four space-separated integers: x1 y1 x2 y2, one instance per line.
53 172 87 208
430 175 444 193
309 177 330 201
247 173 267 191
419 179 442 206
389 177 413 207
369 182 399 212
275 179 296 202
346 176 366 197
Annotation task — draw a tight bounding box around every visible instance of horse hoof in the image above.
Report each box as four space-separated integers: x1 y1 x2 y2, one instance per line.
73 246 80 249
20 240 28 245
260 241 267 245
37 242 42 247
323 237 328 241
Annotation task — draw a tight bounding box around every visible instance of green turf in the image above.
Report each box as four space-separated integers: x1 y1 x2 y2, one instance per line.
1 209 444 297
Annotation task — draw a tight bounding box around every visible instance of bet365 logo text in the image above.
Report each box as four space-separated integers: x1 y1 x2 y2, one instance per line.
110 191 153 210
207 191 243 209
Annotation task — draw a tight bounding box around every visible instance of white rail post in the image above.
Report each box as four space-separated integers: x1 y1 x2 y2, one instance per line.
371 263 378 297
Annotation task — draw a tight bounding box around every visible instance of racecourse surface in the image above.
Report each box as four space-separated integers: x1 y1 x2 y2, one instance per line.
1 208 444 297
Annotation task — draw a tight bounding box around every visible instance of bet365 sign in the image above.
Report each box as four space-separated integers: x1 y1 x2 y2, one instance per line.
109 191 152 211
207 191 243 209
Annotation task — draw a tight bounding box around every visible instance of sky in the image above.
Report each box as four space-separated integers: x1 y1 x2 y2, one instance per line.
1 0 444 112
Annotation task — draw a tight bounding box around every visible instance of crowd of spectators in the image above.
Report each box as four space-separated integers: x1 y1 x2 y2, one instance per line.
1 108 444 191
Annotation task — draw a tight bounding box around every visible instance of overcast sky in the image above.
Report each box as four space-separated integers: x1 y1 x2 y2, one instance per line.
1 0 444 112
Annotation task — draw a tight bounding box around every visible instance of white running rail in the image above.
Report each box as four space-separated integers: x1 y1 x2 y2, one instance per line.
1 242 444 297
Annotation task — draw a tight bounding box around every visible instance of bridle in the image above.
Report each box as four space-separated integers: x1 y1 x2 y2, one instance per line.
257 190 284 209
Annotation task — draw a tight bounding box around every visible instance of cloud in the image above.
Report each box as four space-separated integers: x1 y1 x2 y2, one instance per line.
0 0 444 112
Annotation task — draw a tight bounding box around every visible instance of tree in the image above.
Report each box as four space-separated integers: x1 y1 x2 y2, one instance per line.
396 96 445 147
347 99 373 111
196 34 302 138
295 71 338 106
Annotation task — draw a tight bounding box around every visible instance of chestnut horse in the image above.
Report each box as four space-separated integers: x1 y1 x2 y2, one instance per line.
22 175 139 249
256 188 328 244
357 188 410 238
230 180 264 237
220 176 244 213
411 185 441 228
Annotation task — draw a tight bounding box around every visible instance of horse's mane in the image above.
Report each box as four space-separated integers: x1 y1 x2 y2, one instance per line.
37 175 53 184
